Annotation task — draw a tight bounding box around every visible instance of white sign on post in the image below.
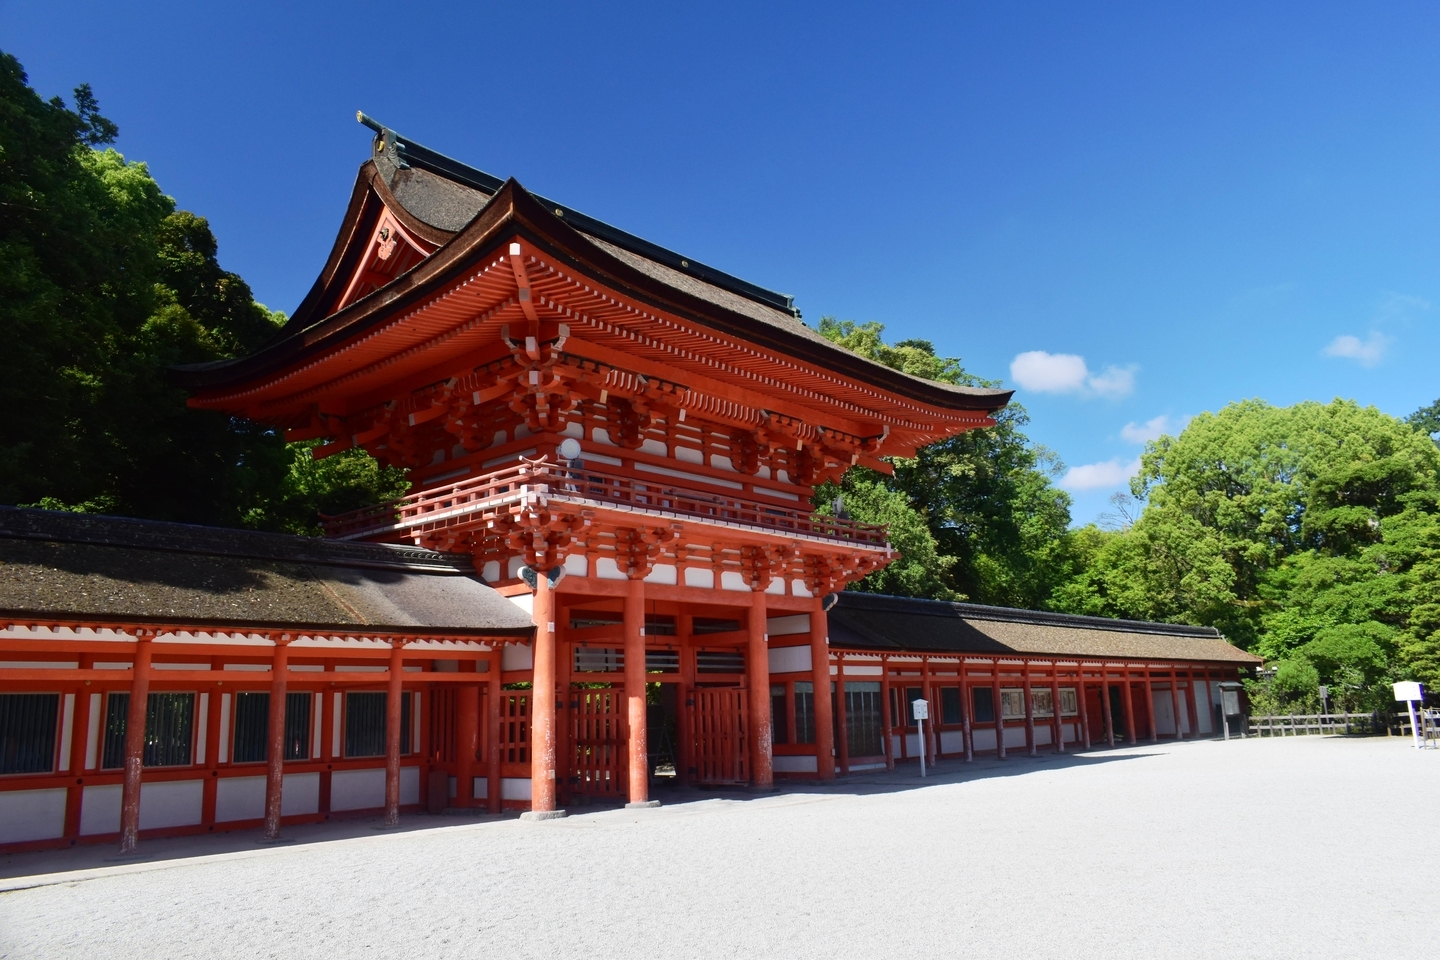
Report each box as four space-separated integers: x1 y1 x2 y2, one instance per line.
912 699 929 778
1394 681 1425 748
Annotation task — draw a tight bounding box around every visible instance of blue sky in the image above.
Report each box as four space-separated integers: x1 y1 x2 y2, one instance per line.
8 2 1439 523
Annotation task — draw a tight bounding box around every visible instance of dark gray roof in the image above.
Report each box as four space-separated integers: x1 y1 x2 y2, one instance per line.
828 592 1260 665
0 507 533 636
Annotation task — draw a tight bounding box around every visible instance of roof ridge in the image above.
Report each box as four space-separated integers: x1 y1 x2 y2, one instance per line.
357 112 801 318
834 590 1222 638
0 506 472 575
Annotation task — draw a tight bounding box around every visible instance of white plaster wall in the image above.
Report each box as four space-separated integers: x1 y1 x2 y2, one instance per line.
842 664 883 676
768 615 810 636
768 645 812 674
773 755 818 773
1003 726 1028 748
972 728 998 751
564 554 588 577
720 571 748 591
1152 690 1178 736
595 557 626 580
940 730 967 753
644 564 677 585
684 567 715 589
215 775 266 822
285 772 321 815
1193 681 1214 733
0 788 67 843
503 643 533 671
508 555 527 579
139 780 203 830
904 733 922 755
401 767 419 805
507 592 534 615
330 768 385 811
674 446 703 464
791 580 813 598
846 761 886 771
1034 725 1053 746
483 560 501 581
765 577 785 595
639 439 667 456
473 776 487 799
501 778 532 801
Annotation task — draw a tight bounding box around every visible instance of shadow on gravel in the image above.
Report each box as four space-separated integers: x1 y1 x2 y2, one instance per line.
0 743 1173 884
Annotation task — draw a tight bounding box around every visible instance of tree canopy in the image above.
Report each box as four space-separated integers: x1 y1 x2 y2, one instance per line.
0 53 405 532
814 318 1077 606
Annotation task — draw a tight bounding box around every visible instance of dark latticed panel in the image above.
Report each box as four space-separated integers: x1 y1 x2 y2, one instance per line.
233 693 269 763
844 682 883 757
284 693 311 761
0 693 59 775
101 693 194 768
696 650 745 674
344 691 411 758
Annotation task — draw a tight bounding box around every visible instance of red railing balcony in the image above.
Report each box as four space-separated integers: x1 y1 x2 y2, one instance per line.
320 458 889 548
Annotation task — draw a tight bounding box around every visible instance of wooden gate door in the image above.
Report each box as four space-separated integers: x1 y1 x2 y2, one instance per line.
570 686 627 800
690 687 748 785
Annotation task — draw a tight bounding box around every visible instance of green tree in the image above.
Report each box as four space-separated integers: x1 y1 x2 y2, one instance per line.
0 53 405 532
1053 397 1440 703
814 318 1076 605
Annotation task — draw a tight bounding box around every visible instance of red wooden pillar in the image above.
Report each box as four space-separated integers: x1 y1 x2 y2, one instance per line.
747 588 774 790
384 642 405 827
1202 666 1214 738
118 630 154 855
992 665 1006 760
1145 667 1158 743
200 664 223 827
1184 665 1200 737
677 613 695 785
1076 665 1092 750
1121 668 1137 744
262 638 290 841
922 660 938 762
63 663 94 839
959 659 974 762
1050 665 1064 754
1169 669 1184 740
624 576 653 806
1102 668 1116 747
809 596 836 780
881 657 896 770
486 647 502 813
530 574 560 813
456 666 480 807
1023 662 1037 757
835 665 850 775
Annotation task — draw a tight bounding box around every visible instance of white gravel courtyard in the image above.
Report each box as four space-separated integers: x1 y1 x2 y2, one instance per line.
0 735 1434 959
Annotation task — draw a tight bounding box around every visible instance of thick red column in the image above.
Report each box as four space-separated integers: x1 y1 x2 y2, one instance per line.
835 661 850 775
486 648 502 813
63 667 93 840
262 639 290 841
1023 663 1037 757
384 642 404 827
118 631 153 855
1169 671 1185 740
992 666 1007 759
747 588 773 790
809 595 836 780
1050 667 1064 754
1077 669 1093 750
881 657 896 770
625 576 654 807
959 660 974 762
1121 671 1137 744
456 669 480 807
1146 667 1159 743
528 574 562 815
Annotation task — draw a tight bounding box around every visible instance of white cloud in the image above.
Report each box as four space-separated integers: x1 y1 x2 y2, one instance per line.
1009 351 1137 398
1088 365 1137 398
1010 351 1089 393
1323 332 1391 368
1061 457 1142 492
1121 415 1170 444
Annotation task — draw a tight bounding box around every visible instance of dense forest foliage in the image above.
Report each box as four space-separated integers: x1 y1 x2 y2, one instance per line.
0 54 406 532
6 56 1437 710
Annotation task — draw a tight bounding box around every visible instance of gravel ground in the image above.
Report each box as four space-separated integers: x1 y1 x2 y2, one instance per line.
0 736 1434 959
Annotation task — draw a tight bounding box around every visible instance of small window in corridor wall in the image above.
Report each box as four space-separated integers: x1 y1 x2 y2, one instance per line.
345 691 412 758
0 693 59 774
1000 688 1026 719
794 681 816 744
940 687 962 725
1060 687 1078 717
233 692 314 763
770 686 788 745
972 687 996 723
101 692 195 768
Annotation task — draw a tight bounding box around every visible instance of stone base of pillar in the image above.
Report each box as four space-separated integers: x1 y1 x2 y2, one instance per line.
519 809 569 821
625 800 661 809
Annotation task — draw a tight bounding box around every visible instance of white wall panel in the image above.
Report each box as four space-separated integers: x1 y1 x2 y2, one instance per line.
79 784 121 835
401 766 419 805
503 643 533 671
501 777 531 801
330 768 385 811
0 788 66 843
284 772 320 815
216 775 265 822
773 755 818 773
768 645 811 674
972 728 997 751
139 780 203 829
1193 682 1214 733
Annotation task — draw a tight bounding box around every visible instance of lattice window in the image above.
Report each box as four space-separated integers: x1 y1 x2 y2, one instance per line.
794 681 816 744
102 693 195 768
941 687 963 725
972 687 996 723
844 681 883 757
0 693 58 774
344 691 411 758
